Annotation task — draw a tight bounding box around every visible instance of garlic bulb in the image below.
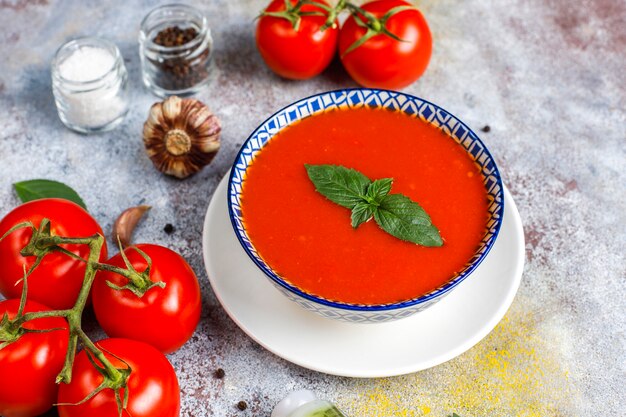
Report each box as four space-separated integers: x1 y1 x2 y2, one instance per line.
143 96 221 179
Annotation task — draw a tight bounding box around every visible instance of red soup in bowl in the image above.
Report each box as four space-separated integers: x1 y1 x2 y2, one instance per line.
240 105 489 306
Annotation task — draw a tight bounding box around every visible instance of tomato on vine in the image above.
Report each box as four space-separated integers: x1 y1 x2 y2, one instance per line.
339 0 432 89
92 244 201 354
0 299 69 417
57 338 180 417
0 198 108 310
0 197 188 417
256 0 339 79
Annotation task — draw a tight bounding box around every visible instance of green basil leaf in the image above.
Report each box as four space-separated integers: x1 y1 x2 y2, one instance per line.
305 164 443 247
374 194 442 246
366 178 393 203
13 179 87 210
305 164 371 209
351 201 375 228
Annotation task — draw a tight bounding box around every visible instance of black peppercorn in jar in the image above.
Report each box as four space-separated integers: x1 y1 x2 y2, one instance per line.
139 4 213 97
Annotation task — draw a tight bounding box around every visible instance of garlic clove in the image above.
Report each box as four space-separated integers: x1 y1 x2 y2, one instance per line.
162 95 182 122
113 205 151 248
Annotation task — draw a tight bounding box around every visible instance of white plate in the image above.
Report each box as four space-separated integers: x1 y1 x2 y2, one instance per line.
202 175 525 377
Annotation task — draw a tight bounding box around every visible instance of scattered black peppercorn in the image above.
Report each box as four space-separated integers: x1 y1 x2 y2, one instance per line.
164 223 175 234
214 368 225 379
237 401 248 411
481 125 491 133
149 25 210 91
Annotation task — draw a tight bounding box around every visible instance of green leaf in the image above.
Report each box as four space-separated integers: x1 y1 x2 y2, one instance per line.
305 164 371 209
305 164 443 247
351 201 375 228
13 179 87 210
366 178 393 203
374 194 443 246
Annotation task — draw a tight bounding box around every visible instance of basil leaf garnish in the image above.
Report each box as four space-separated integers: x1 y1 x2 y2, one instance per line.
304 164 370 209
351 201 376 228
374 194 443 247
305 164 443 247
366 178 393 203
13 179 87 210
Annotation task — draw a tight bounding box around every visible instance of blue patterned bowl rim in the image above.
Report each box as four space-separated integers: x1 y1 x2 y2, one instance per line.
227 88 505 312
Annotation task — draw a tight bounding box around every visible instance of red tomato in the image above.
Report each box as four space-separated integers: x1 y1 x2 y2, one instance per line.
92 244 201 354
256 0 339 79
0 299 69 417
339 0 432 89
0 199 108 310
57 338 180 417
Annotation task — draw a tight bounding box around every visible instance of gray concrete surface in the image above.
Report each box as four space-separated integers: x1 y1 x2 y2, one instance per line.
0 0 624 415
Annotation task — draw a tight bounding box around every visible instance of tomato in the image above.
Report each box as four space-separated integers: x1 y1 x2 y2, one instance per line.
0 198 108 310
338 0 432 89
57 338 180 417
0 299 69 417
92 244 201 354
256 0 339 79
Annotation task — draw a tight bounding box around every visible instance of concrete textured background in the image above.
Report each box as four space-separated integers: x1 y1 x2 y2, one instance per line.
0 0 624 416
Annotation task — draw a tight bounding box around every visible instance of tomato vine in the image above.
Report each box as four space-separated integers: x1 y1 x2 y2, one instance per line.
259 0 416 53
0 218 159 415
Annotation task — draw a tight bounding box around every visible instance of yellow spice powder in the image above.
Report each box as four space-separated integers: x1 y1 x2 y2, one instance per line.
338 300 578 416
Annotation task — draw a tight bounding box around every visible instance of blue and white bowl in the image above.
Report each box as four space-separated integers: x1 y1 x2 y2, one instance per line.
228 89 504 323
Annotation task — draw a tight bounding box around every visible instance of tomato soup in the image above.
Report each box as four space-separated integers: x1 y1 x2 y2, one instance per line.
240 107 488 305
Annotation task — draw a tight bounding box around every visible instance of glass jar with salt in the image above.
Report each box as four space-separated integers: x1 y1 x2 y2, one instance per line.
52 37 129 133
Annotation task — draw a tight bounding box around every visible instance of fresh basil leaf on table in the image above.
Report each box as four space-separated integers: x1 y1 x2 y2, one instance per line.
13 179 87 210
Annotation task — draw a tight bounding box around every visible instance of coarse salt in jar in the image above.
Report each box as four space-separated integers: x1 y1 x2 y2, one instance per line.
51 37 129 133
139 4 213 97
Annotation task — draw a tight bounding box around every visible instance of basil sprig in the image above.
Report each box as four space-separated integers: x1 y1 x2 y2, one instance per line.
305 164 443 247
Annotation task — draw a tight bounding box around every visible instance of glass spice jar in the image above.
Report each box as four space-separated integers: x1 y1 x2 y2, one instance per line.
139 4 213 97
51 37 129 133
272 390 348 417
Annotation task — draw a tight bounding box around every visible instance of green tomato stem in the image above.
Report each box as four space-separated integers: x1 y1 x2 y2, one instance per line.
56 333 78 384
76 329 124 385
63 234 123 383
0 317 21 345
93 262 147 290
340 2 415 56
18 309 70 323
3 223 129 387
